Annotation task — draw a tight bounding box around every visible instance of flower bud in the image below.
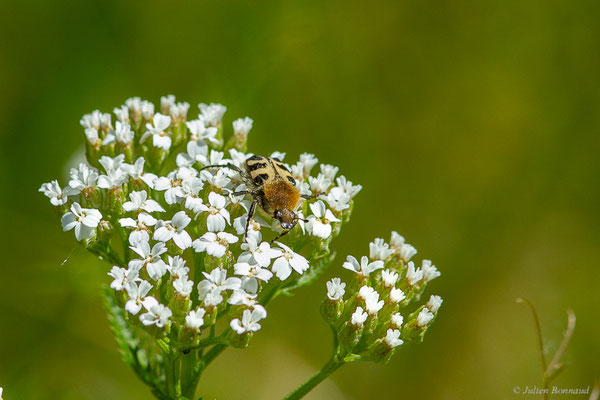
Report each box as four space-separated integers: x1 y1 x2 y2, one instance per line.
227 329 252 348
321 299 343 323
96 220 114 243
105 186 127 216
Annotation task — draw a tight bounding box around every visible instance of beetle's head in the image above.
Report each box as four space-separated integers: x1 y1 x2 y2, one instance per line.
273 209 296 230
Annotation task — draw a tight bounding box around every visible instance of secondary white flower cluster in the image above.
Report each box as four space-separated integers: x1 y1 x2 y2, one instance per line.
40 96 360 350
323 232 442 362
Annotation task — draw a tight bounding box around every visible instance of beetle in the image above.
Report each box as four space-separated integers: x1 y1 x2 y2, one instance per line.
201 155 319 242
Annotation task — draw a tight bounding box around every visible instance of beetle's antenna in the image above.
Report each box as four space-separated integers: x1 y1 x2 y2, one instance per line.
200 163 243 173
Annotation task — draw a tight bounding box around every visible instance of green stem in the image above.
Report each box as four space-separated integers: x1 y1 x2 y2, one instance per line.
182 336 228 353
516 298 549 400
283 357 344 400
165 356 176 398
181 352 198 399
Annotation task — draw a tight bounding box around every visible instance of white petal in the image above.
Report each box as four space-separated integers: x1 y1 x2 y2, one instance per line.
173 231 192 250
272 258 292 280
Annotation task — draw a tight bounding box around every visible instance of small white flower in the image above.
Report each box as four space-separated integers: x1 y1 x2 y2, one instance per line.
271 242 309 280
99 154 125 172
68 163 98 193
228 149 250 169
167 255 189 278
232 117 253 137
108 266 139 291
391 313 404 329
97 156 128 188
160 95 176 113
140 297 172 328
358 286 384 315
128 240 168 280
192 231 239 258
195 192 231 232
369 238 395 261
80 110 111 130
121 157 157 188
342 255 384 277
197 268 241 302
141 100 155 120
399 244 418 261
335 175 362 198
186 119 218 143
291 162 306 181
140 113 172 150
125 97 142 115
406 261 423 285
233 214 266 243
153 172 188 205
61 203 102 241
185 308 206 330
123 190 166 213
119 212 157 245
153 211 193 250
113 104 129 122
389 288 406 304
198 103 227 126
234 262 273 293
182 177 205 213
201 167 231 189
299 153 319 177
103 121 134 145
326 278 345 301
230 308 265 334
421 260 441 282
320 187 351 212
170 101 190 120
381 269 399 288
203 288 224 307
384 329 404 348
351 306 368 326
124 280 153 315
173 275 193 297
270 151 286 161
306 201 340 239
228 290 267 318
85 127 100 144
238 237 282 268
320 164 339 180
176 140 209 167
308 174 332 194
390 231 418 261
427 295 443 313
39 180 75 206
417 308 434 326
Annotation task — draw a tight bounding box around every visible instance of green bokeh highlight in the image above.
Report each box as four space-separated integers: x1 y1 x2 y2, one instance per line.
1 1 599 399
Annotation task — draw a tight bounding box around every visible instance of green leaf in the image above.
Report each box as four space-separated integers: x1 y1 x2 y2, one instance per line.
103 287 167 398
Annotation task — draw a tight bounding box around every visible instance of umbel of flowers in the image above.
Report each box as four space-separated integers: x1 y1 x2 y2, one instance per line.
39 96 440 400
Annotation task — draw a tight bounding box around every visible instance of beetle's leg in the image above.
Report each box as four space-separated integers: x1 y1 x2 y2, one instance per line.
244 199 259 242
301 192 322 200
270 221 296 244
231 190 251 197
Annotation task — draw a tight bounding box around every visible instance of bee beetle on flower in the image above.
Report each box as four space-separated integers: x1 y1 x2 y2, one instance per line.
38 95 440 400
202 155 320 242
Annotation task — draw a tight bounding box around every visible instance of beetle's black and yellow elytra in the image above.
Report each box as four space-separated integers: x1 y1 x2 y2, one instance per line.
201 155 317 242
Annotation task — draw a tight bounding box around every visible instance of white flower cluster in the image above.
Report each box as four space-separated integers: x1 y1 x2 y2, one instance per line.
40 96 361 349
323 232 442 361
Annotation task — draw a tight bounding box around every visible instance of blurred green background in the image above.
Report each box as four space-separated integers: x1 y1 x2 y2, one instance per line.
1 0 599 399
